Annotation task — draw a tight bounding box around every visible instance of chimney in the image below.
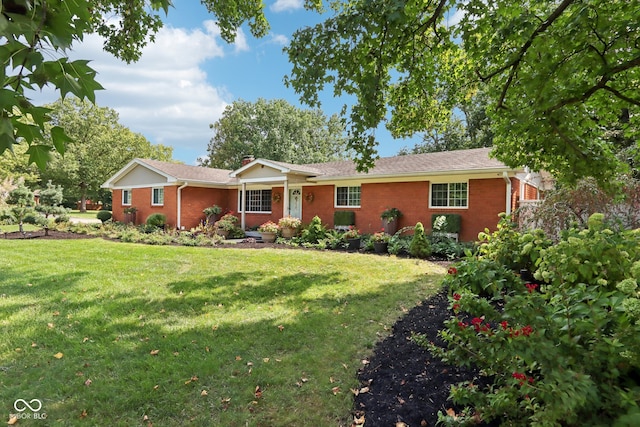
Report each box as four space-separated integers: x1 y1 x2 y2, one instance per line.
241 155 255 166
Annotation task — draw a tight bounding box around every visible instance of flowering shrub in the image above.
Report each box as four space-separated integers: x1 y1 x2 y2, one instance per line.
371 230 390 243
420 214 640 426
258 221 279 233
342 226 360 239
214 213 239 231
278 216 302 229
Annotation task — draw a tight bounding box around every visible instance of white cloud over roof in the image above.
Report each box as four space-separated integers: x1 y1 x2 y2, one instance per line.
271 0 304 13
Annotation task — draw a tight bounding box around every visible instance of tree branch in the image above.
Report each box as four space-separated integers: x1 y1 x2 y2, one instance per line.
478 0 576 106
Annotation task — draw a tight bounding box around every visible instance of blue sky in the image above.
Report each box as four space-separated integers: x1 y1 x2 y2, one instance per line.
35 1 423 165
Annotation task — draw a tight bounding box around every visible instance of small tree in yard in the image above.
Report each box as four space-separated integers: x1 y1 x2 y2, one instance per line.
409 222 432 259
36 181 68 219
7 184 35 234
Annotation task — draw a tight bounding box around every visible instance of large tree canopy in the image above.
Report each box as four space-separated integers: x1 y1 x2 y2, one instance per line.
285 0 640 184
39 98 173 210
1 0 316 168
202 98 348 170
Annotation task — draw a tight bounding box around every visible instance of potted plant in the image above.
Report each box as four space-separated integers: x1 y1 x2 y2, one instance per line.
381 208 402 235
278 216 302 238
203 205 222 223
214 213 238 238
371 230 391 254
343 226 361 251
258 220 279 243
123 206 137 224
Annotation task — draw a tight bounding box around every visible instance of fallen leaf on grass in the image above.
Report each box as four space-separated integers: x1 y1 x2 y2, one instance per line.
277 325 284 332
150 349 160 355
84 379 92 386
7 416 18 425
352 414 365 425
79 409 88 419
53 352 64 359
331 386 341 395
254 385 263 399
359 386 370 394
47 323 55 329
201 390 208 396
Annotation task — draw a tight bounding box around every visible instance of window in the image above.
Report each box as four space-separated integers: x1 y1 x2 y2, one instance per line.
240 189 272 212
122 189 132 205
152 187 164 206
430 183 468 208
336 186 361 207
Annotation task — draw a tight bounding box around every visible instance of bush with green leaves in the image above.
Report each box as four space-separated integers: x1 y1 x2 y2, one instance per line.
408 222 431 259
300 216 328 244
423 214 640 426
146 213 167 228
96 210 113 223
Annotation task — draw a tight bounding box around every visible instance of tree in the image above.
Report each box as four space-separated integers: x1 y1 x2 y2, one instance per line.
38 98 173 210
6 182 35 233
202 98 348 170
1 0 309 168
285 0 640 185
35 180 67 219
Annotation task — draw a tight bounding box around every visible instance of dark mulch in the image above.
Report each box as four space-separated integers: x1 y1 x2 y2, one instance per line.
1 230 97 240
6 230 476 426
352 290 487 427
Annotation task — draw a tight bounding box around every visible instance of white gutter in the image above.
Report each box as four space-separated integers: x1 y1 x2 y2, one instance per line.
177 182 188 229
502 172 512 215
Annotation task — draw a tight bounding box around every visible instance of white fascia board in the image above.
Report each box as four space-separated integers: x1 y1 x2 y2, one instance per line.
101 158 177 188
307 167 519 183
230 159 290 178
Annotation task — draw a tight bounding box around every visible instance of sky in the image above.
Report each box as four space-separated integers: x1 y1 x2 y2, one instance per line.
33 1 424 165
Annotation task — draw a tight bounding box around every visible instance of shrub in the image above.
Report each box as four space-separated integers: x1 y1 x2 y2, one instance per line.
96 210 112 223
431 213 461 233
423 214 640 426
408 222 431 259
146 213 167 228
300 216 328 244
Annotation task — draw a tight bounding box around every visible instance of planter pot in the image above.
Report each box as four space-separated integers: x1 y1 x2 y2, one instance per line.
216 229 229 239
373 241 389 254
347 237 361 251
281 227 297 239
382 218 398 235
123 212 136 224
260 231 277 243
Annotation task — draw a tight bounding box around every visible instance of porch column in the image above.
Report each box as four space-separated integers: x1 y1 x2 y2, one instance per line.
241 182 247 230
283 179 290 217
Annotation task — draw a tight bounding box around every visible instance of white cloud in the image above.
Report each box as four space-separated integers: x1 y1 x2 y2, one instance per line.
269 33 289 46
29 22 234 164
270 0 304 13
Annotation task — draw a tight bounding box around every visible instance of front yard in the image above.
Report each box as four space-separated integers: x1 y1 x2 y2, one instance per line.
0 238 443 425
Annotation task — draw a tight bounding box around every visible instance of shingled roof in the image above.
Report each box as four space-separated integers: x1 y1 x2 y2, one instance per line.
306 147 511 179
137 159 236 184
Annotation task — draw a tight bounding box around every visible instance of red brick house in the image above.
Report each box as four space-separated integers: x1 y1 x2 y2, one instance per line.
102 147 546 241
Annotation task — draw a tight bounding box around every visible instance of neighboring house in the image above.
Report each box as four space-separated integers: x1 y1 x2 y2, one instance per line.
102 147 546 242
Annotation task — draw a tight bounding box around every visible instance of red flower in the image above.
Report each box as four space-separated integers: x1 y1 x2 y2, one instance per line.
500 321 509 330
521 325 534 337
457 321 468 329
452 303 461 312
447 267 458 275
453 293 462 301
525 283 539 293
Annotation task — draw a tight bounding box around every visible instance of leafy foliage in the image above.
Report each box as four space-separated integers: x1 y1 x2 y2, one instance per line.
409 222 431 259
96 210 112 223
285 0 640 185
145 213 167 228
425 214 640 426
6 182 35 232
202 98 348 169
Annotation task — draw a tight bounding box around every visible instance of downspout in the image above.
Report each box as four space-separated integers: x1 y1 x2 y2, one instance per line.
177 182 188 230
502 172 512 215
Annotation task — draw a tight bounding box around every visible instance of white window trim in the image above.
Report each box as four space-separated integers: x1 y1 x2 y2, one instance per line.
151 187 164 206
334 185 361 208
237 189 272 214
429 182 469 209
122 189 132 206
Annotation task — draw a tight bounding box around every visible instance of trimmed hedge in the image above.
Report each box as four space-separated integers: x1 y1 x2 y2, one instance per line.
334 211 355 226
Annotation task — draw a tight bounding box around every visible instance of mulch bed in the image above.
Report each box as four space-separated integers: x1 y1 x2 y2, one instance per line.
4 230 477 426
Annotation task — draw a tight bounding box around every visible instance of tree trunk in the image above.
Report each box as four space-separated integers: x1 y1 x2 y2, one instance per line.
79 182 88 212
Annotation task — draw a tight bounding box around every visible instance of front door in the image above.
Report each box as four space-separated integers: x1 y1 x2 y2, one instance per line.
289 189 302 219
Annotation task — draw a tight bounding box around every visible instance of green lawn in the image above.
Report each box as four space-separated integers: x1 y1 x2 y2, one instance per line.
0 239 444 426
68 210 102 219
